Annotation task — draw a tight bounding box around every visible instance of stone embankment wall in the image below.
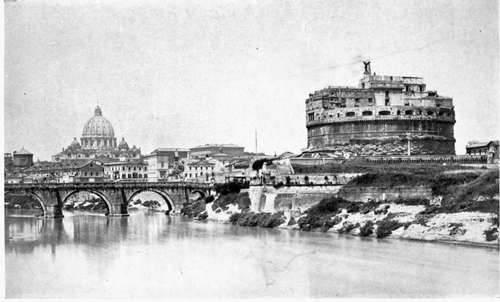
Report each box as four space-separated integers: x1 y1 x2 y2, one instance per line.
249 184 432 213
249 185 343 213
273 173 361 185
337 185 432 202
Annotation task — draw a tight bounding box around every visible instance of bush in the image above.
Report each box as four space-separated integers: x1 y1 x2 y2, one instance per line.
228 213 241 224
448 223 466 236
229 212 285 228
306 197 349 215
360 201 380 214
181 200 206 218
359 221 374 237
431 172 480 196
215 182 242 194
196 211 208 221
374 205 390 215
392 198 429 206
211 192 251 211
376 219 402 238
484 227 498 242
338 222 358 234
297 214 335 231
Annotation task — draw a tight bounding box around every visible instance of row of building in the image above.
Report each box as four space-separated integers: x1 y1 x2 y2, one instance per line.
4 106 273 183
5 145 272 184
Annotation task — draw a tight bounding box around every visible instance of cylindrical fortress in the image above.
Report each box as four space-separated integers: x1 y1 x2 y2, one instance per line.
305 63 456 156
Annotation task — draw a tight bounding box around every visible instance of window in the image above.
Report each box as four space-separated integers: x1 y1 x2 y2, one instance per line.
368 98 373 103
144 174 147 178
378 110 391 116
346 112 355 117
308 113 315 121
405 110 413 115
122 174 126 179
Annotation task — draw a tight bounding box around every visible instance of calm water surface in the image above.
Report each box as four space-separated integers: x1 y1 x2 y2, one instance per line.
5 211 499 298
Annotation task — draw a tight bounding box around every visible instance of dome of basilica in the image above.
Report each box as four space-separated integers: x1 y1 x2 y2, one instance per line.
82 106 115 138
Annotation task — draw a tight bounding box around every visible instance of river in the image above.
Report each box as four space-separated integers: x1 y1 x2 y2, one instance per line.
5 211 499 298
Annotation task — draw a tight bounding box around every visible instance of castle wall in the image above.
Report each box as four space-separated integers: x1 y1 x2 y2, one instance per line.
307 118 455 155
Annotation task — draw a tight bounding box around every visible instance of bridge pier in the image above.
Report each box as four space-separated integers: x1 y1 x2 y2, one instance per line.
44 205 64 219
37 190 64 219
101 189 129 217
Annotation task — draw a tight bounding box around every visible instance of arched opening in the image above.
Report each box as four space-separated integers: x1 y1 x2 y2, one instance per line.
405 110 413 115
378 110 391 116
127 189 174 214
62 190 111 216
362 111 373 116
4 192 46 217
345 112 356 117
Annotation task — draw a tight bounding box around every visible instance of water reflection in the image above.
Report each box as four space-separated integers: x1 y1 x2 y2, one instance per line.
5 212 499 298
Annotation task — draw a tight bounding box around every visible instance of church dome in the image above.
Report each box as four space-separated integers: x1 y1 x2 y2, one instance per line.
118 137 129 150
82 106 115 138
69 137 81 149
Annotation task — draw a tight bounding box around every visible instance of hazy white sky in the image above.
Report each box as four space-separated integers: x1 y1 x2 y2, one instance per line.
4 0 499 160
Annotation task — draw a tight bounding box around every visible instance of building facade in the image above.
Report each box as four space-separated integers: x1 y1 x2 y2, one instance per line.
103 159 148 181
183 158 225 183
52 106 141 161
466 141 499 164
143 148 189 181
305 62 456 156
24 160 106 183
11 147 34 168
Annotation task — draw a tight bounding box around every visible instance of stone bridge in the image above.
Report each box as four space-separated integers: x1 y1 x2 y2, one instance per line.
4 182 215 218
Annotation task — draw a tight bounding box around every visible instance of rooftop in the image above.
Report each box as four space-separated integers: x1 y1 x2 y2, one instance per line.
191 144 244 149
13 147 33 155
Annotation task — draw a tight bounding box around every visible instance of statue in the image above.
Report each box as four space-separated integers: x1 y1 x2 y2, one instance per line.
363 60 371 75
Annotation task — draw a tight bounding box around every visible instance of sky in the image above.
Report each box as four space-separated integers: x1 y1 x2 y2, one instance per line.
4 0 499 160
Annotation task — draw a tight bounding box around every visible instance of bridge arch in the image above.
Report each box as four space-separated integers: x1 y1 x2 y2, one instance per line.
4 191 47 217
126 189 174 212
60 189 113 216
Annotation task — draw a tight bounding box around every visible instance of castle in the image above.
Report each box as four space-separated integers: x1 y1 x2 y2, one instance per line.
305 62 456 157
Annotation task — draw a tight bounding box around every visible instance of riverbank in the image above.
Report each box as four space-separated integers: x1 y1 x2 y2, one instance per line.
182 169 499 248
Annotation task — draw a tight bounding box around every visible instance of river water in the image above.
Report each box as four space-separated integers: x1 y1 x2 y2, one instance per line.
5 211 499 298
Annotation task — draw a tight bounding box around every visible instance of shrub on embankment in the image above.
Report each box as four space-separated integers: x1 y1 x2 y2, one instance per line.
375 218 403 238
229 212 285 228
425 170 499 215
297 197 359 232
180 199 206 219
211 192 251 212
